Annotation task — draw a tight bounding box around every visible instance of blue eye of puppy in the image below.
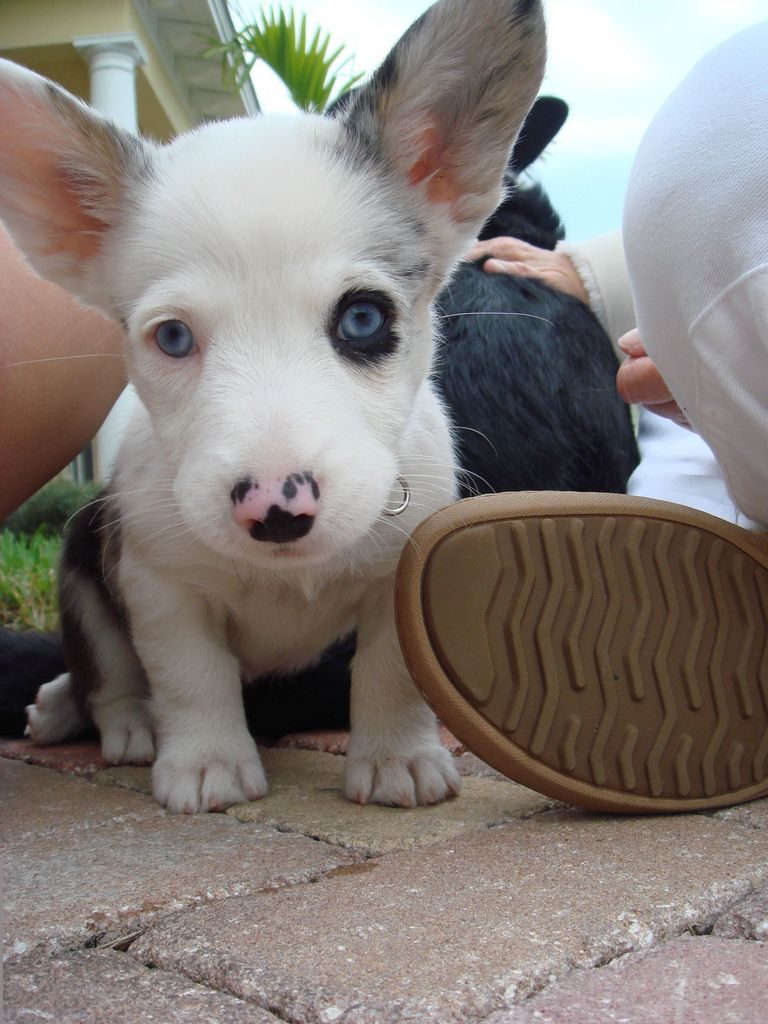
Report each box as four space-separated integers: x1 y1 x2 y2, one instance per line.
154 319 195 358
337 301 386 343
331 292 397 364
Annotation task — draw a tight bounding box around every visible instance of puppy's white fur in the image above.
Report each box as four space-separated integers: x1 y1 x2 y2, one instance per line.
0 0 545 812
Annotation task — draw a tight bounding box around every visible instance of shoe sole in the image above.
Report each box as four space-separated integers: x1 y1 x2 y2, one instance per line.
395 492 768 813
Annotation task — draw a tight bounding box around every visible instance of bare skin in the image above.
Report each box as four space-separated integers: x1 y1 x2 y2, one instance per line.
616 328 690 428
467 235 590 304
0 224 126 519
470 235 688 426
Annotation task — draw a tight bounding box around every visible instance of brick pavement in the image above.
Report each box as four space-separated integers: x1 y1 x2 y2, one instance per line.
3 734 768 1022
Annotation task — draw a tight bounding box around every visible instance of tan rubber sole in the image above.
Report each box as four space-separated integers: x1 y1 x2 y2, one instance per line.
395 492 768 813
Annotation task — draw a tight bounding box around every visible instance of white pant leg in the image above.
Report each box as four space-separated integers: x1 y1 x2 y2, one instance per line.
623 23 768 529
627 408 762 531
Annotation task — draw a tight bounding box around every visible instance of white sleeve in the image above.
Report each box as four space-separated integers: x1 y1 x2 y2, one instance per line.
556 231 636 358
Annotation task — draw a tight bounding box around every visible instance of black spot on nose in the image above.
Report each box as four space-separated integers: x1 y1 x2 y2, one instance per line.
282 476 299 501
249 505 314 543
231 476 256 505
281 472 320 502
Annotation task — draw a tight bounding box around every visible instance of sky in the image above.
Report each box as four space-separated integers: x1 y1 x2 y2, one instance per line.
241 1 767 240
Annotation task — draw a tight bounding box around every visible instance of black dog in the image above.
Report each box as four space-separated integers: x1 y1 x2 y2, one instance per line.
438 96 636 498
0 97 637 740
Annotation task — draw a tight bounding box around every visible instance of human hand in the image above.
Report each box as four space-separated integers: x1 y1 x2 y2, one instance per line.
616 329 690 428
466 236 589 305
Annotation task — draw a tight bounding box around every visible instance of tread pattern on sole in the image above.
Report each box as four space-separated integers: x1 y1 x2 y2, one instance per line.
421 514 768 805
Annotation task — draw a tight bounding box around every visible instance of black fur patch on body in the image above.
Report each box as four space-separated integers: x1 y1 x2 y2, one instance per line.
58 494 129 718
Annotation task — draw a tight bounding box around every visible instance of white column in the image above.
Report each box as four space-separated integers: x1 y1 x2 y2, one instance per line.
73 33 148 129
73 34 148 481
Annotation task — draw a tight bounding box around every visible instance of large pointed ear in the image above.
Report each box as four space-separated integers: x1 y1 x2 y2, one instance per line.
0 58 153 310
511 96 568 173
341 0 546 251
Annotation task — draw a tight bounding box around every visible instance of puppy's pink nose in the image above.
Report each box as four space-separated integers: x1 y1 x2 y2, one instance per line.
231 473 320 543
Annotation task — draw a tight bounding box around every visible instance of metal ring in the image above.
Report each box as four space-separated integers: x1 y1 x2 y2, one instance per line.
383 475 411 516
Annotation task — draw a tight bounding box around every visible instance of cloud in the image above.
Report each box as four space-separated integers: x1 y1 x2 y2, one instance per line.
554 114 653 157
541 0 767 162
543 0 655 88
696 0 767 20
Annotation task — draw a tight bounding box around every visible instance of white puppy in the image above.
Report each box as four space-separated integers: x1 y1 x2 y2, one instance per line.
0 0 545 812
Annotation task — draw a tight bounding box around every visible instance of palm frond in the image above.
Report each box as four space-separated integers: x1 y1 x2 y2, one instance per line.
202 6 365 112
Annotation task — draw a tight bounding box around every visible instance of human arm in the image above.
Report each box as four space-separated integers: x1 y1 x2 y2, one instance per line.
466 235 590 303
468 229 637 353
0 223 126 519
467 231 687 425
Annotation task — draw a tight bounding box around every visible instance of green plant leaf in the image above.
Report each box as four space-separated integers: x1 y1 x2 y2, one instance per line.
203 5 365 112
0 530 61 632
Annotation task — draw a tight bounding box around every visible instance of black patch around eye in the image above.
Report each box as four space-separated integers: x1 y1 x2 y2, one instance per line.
329 289 398 366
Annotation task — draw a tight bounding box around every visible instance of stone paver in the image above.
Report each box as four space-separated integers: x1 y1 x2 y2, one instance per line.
92 764 154 795
130 811 768 1023
1 759 162 841
0 738 106 776
272 726 465 756
3 760 358 959
92 749 554 855
272 729 351 754
713 886 768 940
713 796 768 831
4 949 280 1023
7 740 768 1021
485 935 768 1023
227 749 554 854
455 751 514 781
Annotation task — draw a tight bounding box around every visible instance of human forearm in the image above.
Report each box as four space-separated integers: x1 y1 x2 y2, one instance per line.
0 224 126 518
555 231 636 354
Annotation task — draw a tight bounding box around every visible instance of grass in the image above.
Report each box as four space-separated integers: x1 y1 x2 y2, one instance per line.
0 529 61 632
1 478 97 632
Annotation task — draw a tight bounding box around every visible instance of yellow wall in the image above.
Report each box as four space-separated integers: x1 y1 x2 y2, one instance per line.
0 0 194 140
0 0 129 49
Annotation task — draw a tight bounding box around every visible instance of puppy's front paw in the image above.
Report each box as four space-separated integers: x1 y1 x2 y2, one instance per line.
26 674 86 745
153 739 267 813
102 722 156 765
98 699 156 765
344 743 461 808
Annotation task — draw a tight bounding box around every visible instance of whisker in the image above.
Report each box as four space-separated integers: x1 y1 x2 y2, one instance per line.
95 504 183 535
2 354 124 369
437 310 555 328
450 424 499 456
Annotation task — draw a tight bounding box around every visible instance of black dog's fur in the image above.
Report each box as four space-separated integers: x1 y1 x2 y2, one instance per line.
0 97 637 740
438 97 636 498
0 630 68 736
